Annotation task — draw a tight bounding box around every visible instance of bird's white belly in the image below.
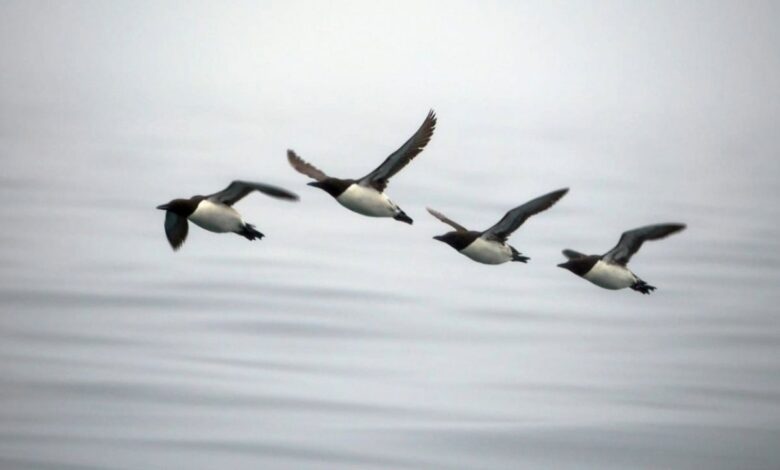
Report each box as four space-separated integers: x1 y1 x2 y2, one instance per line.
460 238 512 265
336 184 398 217
188 200 244 233
584 261 637 290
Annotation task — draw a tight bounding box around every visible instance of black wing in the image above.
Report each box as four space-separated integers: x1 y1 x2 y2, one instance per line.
359 109 436 192
602 223 686 265
562 249 586 260
482 188 569 242
207 180 299 206
164 211 189 251
427 207 468 232
287 150 329 182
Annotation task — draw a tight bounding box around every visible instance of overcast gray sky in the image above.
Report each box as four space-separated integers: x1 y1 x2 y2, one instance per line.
2 1 778 136
2 1 778 205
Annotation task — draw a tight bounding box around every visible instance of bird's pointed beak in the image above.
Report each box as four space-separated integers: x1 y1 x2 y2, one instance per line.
433 235 443 242
156 203 170 210
307 181 320 188
557 262 569 269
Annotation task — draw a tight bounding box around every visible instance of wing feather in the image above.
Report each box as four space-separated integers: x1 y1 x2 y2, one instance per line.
359 110 437 192
287 149 328 182
164 212 189 251
603 223 686 265
482 188 569 241
562 249 586 260
426 207 468 232
207 180 299 206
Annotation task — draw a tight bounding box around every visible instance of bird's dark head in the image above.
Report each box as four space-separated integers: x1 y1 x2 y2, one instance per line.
557 256 598 276
433 231 477 251
156 198 199 216
307 178 351 198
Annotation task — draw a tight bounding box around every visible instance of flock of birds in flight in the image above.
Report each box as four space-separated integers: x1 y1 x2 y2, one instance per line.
156 110 686 295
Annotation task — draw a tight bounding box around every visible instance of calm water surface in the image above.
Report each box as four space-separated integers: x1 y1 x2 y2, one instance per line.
1 2 779 469
1 111 778 469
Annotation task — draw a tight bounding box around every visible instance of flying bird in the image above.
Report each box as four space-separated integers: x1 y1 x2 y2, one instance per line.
287 109 436 224
428 188 569 264
557 223 686 294
156 180 298 251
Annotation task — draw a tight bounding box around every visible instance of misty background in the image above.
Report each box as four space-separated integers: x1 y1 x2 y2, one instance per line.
1 1 779 468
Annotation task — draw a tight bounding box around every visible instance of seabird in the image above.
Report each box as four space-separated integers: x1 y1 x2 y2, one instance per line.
156 180 298 251
287 110 436 224
557 223 686 294
428 188 569 264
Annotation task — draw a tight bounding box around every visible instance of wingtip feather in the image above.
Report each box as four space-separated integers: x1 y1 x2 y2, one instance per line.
552 187 570 199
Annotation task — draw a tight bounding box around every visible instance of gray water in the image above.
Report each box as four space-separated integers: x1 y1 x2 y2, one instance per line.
2 2 779 469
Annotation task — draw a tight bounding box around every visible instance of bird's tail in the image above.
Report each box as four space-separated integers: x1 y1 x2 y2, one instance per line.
239 223 265 241
510 246 529 263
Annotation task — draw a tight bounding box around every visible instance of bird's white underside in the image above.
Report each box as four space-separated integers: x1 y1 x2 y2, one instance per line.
188 200 244 233
460 238 513 265
583 260 637 289
336 184 399 217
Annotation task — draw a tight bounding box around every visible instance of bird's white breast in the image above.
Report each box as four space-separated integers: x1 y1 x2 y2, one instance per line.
188 200 244 233
336 184 398 217
583 260 637 290
460 237 513 265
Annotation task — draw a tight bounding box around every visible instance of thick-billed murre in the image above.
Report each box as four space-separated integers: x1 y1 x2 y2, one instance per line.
428 188 569 265
557 223 686 294
156 180 298 251
287 110 436 224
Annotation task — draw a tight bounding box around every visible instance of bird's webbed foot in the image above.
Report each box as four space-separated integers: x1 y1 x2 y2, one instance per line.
631 280 656 294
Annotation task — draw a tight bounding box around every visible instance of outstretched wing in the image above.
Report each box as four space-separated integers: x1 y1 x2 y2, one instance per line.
603 223 686 265
426 207 468 232
206 180 299 206
359 109 437 192
562 249 586 260
482 188 569 242
164 211 189 251
287 150 329 182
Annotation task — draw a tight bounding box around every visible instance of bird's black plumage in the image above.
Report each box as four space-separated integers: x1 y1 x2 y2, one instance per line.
206 180 299 206
156 180 299 251
358 110 437 192
482 188 569 242
602 223 686 265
